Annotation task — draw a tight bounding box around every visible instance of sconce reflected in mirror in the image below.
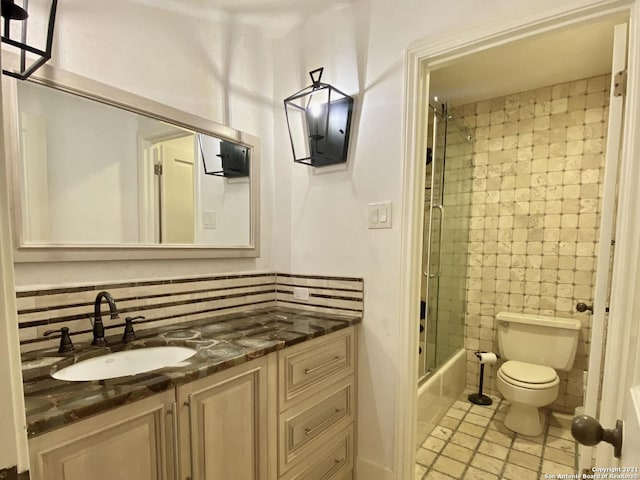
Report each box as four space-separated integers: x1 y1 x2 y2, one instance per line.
1 0 58 79
284 67 354 167
198 134 250 178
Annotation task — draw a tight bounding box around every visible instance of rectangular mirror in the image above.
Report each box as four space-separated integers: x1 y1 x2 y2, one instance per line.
2 65 260 261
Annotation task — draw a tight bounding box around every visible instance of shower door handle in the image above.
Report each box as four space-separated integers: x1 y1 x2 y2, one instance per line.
431 204 444 279
423 203 444 278
422 206 432 277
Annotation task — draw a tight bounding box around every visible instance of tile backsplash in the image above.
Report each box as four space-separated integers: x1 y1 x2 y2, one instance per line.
461 74 610 412
17 272 364 353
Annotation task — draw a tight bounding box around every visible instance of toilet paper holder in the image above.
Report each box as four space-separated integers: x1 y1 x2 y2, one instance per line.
468 351 500 406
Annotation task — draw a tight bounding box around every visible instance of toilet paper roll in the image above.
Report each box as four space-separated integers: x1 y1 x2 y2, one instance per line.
477 352 498 365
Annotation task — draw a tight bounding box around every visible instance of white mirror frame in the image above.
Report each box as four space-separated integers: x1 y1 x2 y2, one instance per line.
1 60 260 262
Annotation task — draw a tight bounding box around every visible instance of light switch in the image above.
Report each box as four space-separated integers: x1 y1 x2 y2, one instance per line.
368 201 392 229
203 211 216 229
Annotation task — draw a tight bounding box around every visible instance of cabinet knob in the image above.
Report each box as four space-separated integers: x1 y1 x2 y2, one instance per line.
571 415 623 458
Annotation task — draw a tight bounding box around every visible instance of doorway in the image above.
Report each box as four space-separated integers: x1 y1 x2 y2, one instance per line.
398 4 640 478
139 133 196 244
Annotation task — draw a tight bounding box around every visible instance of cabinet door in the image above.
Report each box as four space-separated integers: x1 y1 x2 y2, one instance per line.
178 355 275 480
29 390 176 480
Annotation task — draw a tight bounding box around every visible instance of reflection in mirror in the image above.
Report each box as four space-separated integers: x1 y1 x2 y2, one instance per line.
199 135 250 178
15 81 251 247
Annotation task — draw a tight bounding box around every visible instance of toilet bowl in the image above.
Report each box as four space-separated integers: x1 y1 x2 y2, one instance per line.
496 360 560 436
495 312 581 436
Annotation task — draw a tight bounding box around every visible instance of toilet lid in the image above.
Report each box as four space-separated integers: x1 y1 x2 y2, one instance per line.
500 360 557 384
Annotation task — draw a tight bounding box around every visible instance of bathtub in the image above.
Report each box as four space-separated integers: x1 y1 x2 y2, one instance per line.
416 348 466 448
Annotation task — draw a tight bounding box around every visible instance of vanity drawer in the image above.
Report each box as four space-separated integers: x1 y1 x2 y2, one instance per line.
281 425 353 480
279 376 354 475
279 327 354 410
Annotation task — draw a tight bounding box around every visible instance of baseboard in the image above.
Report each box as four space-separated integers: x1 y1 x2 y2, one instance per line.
355 457 394 480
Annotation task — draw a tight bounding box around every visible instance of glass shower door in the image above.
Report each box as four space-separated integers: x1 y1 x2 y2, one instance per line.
419 102 472 381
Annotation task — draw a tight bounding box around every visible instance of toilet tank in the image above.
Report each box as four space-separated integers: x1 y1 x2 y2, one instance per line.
496 312 582 371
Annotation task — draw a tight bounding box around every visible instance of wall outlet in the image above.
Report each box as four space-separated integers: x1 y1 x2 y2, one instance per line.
292 287 310 301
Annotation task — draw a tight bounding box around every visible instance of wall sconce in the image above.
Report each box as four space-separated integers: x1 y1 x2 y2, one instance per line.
198 134 250 178
1 0 58 79
284 67 354 167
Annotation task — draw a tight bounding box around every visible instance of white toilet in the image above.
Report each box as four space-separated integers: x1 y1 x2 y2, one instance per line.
496 311 581 436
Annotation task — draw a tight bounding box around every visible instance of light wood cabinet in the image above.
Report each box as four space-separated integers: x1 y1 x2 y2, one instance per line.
28 326 357 480
29 389 176 480
276 327 356 480
29 356 275 480
278 376 354 474
280 425 354 480
279 328 354 411
176 355 275 480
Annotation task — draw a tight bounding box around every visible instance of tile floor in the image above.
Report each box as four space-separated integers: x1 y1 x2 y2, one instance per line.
416 392 577 480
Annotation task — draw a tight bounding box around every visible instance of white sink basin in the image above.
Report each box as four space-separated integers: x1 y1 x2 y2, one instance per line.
52 346 196 382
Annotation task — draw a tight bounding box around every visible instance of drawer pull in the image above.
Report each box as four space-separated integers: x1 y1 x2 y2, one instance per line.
320 458 346 480
305 356 345 375
304 408 346 437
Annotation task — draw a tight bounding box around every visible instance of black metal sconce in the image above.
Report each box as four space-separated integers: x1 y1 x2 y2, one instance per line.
1 0 58 79
198 134 250 178
284 67 354 167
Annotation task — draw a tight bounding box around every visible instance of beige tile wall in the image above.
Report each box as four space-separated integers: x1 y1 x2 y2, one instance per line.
461 74 611 412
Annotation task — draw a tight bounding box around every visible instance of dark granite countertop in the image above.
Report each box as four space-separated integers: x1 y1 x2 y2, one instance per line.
22 307 361 438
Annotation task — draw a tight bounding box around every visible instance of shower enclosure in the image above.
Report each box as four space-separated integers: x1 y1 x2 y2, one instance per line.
418 101 473 381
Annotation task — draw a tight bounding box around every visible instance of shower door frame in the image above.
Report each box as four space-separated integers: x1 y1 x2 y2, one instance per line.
396 1 640 478
420 103 443 380
420 102 471 381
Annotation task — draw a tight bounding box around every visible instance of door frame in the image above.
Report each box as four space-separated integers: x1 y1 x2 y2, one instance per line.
596 4 640 465
0 51 30 472
397 0 640 477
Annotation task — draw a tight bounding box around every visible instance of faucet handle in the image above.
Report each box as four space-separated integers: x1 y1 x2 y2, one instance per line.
44 327 74 354
122 316 145 343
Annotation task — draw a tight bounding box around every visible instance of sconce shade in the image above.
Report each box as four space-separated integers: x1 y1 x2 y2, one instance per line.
2 0 28 20
1 0 58 79
199 134 250 178
284 68 354 167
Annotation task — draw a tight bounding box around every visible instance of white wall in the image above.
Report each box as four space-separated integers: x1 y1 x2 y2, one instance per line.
13 0 275 286
271 0 581 475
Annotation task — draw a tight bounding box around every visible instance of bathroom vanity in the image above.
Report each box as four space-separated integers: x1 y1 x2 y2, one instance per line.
24 309 358 480
4 59 362 480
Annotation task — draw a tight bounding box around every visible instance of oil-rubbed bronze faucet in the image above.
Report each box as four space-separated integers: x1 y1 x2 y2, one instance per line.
43 327 74 353
92 291 119 346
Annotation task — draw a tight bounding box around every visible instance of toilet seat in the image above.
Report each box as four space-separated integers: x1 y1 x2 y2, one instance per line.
498 361 559 390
